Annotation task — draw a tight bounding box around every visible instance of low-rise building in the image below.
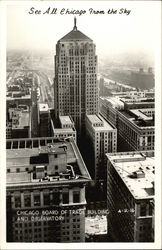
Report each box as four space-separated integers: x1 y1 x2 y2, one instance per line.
6 93 31 110
51 115 76 142
59 116 75 129
6 107 31 139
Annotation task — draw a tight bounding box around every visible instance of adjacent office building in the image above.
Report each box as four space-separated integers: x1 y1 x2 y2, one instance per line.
118 108 154 151
54 18 98 136
100 96 155 151
106 151 154 242
6 137 91 242
6 72 39 138
51 115 76 142
85 114 117 180
6 92 31 110
6 106 31 139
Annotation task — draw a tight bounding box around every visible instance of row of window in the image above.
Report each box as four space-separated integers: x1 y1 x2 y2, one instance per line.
14 191 80 208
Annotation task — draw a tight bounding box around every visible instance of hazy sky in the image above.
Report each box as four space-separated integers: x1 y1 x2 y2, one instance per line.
7 1 160 60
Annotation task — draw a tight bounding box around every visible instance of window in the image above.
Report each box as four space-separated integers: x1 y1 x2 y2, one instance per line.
73 191 80 203
16 168 20 173
43 193 50 206
140 204 147 216
24 193 31 207
62 192 69 204
149 203 153 215
15 195 21 208
7 169 10 173
55 165 58 170
34 193 40 206
53 192 60 205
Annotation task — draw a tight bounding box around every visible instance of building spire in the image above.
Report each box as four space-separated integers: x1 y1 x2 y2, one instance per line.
73 17 77 31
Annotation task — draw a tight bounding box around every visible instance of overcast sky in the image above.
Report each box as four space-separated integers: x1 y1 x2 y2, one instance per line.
7 1 160 60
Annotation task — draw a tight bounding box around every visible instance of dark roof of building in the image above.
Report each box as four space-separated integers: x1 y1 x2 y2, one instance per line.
59 17 92 42
59 29 92 42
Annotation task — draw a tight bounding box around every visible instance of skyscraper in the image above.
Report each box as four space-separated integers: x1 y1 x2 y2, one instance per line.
54 18 98 136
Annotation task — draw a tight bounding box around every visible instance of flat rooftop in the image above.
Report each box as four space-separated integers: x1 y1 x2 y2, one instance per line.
39 103 49 112
100 95 154 107
87 114 115 131
59 116 73 125
54 128 75 133
51 118 76 134
85 215 107 235
87 114 102 124
119 109 154 127
7 139 91 186
7 143 74 168
12 111 30 129
106 151 154 200
100 97 124 109
6 94 31 100
120 97 154 104
130 109 154 121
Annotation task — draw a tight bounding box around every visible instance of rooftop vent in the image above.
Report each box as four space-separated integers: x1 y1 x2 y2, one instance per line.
130 170 145 179
47 144 55 153
58 144 67 151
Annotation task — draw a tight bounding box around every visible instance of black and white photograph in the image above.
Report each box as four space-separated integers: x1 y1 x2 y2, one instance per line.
0 0 161 249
